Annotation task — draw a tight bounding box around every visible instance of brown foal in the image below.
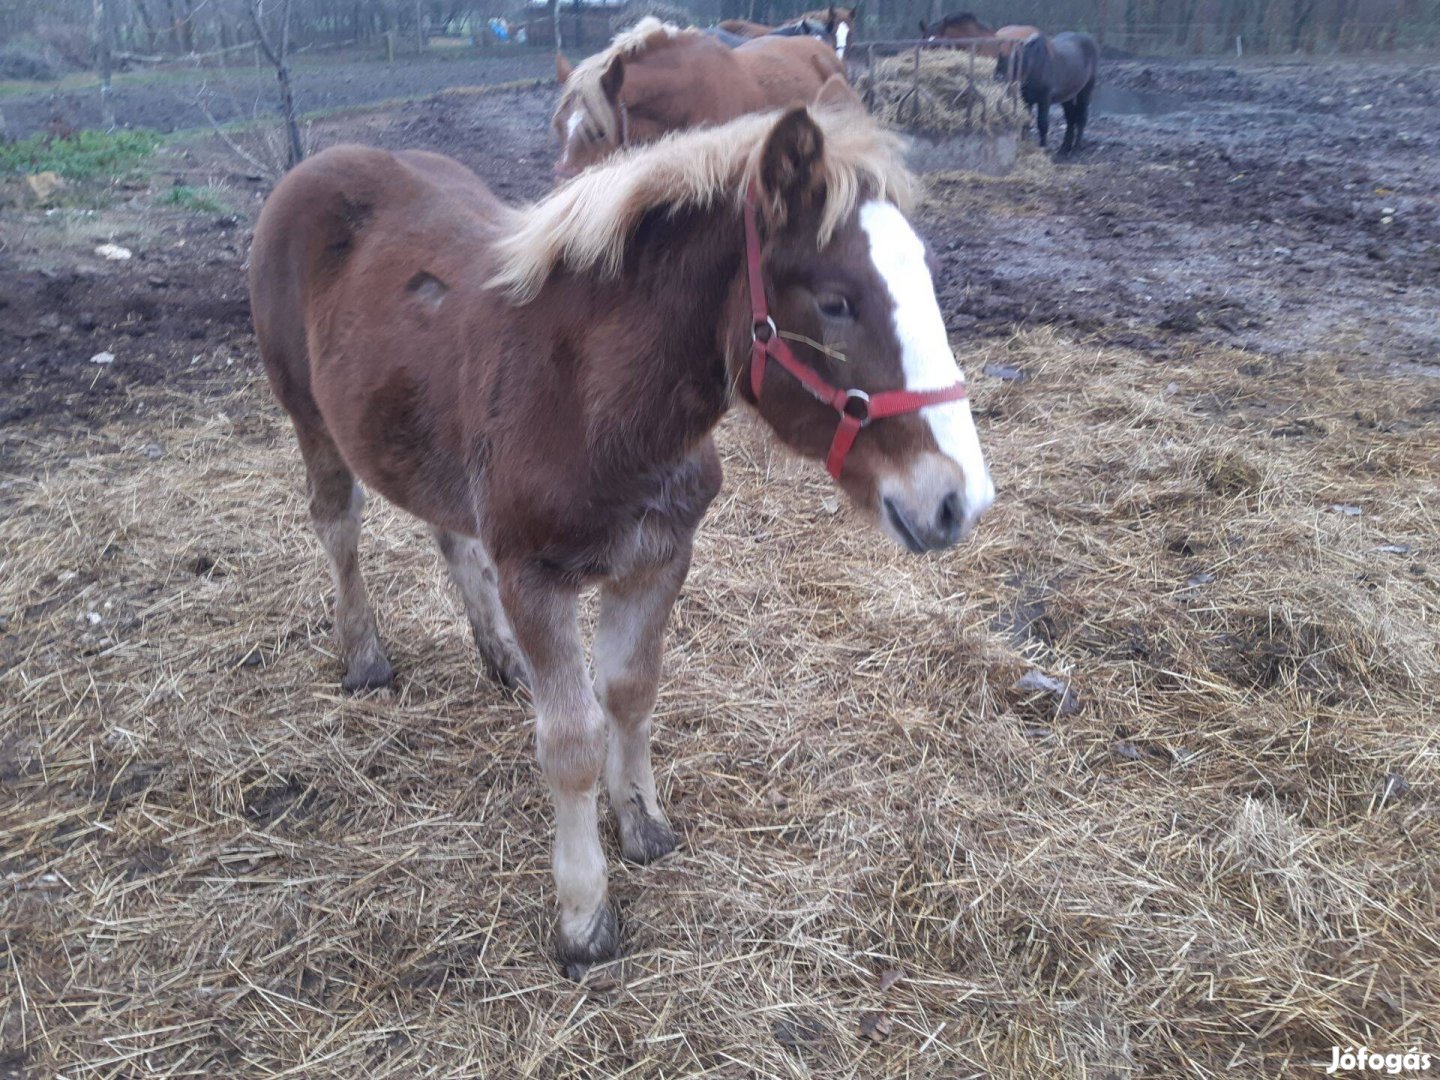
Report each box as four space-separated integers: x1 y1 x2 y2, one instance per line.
249 104 993 975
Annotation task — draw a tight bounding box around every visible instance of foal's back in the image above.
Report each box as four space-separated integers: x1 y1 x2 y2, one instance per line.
249 146 516 535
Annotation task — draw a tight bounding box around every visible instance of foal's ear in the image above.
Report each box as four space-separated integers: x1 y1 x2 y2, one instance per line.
555 53 574 83
759 107 826 214
599 55 625 102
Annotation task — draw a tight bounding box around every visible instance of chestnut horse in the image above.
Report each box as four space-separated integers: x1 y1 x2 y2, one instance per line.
718 6 860 55
552 17 855 176
921 11 1041 60
249 104 994 975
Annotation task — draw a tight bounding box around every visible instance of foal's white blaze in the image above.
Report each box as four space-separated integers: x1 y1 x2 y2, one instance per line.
834 21 849 56
859 200 995 527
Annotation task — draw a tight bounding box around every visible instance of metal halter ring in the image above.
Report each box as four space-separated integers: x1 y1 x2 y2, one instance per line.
752 316 777 343
841 388 872 424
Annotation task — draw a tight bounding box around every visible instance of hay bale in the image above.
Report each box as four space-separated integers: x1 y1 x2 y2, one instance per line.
860 49 1022 136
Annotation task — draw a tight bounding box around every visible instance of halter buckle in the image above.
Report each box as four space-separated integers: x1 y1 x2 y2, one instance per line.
841 388 871 425
752 316 777 344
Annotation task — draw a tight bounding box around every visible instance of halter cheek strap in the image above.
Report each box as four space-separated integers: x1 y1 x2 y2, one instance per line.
743 187 968 480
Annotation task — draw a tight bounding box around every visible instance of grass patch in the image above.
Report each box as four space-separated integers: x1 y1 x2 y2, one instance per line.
160 183 232 214
0 128 162 180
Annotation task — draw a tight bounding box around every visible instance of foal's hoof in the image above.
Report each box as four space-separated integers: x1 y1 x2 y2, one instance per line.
472 632 530 694
618 808 678 865
557 903 620 980
341 655 395 693
483 649 531 694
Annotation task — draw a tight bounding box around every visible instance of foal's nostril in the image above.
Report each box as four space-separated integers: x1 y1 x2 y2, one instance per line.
935 490 964 544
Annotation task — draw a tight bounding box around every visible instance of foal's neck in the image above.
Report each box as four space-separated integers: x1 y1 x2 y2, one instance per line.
580 201 748 469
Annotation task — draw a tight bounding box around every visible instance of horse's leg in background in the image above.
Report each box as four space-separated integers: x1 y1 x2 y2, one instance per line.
501 570 615 976
1072 76 1095 151
297 427 394 691
433 529 529 689
1035 89 1051 147
594 542 693 864
1060 98 1080 154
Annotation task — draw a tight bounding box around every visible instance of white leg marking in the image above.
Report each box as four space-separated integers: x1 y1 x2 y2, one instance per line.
593 561 686 864
314 483 390 688
859 200 996 522
551 760 608 938
534 668 612 959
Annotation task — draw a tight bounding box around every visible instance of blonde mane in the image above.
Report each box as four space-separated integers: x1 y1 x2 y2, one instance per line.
554 18 698 145
493 105 916 302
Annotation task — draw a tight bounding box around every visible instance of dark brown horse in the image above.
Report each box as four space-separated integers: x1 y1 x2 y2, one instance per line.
249 104 994 975
1001 30 1099 152
921 11 1042 60
552 17 854 176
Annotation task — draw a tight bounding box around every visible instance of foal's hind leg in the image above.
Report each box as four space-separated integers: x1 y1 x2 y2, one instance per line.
298 430 394 692
433 529 529 690
593 545 691 864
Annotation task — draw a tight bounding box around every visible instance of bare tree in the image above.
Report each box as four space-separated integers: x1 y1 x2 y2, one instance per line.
247 0 304 169
93 0 117 128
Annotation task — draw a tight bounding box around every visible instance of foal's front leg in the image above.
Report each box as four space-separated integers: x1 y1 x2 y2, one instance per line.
593 546 692 864
500 571 615 976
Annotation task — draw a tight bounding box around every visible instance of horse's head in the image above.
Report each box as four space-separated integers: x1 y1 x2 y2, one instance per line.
926 12 990 41
552 52 627 177
741 105 993 551
825 6 855 55
1002 32 1048 87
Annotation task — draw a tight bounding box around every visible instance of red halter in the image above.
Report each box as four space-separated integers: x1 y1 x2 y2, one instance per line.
743 188 969 480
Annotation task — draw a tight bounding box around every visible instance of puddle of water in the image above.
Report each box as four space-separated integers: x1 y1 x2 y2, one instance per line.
1091 85 1195 117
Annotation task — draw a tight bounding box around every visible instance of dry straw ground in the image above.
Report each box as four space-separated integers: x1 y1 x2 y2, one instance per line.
3 317 1439 1071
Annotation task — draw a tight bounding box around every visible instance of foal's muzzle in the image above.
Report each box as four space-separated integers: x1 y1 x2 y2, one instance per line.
884 491 978 552
879 455 993 553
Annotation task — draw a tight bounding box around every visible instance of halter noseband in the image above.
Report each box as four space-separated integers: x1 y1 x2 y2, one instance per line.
743 186 968 480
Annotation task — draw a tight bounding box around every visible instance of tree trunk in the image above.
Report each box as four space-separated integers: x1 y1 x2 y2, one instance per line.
249 0 305 169
94 0 116 128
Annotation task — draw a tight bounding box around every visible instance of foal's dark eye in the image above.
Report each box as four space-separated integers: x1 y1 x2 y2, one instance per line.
817 295 855 320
